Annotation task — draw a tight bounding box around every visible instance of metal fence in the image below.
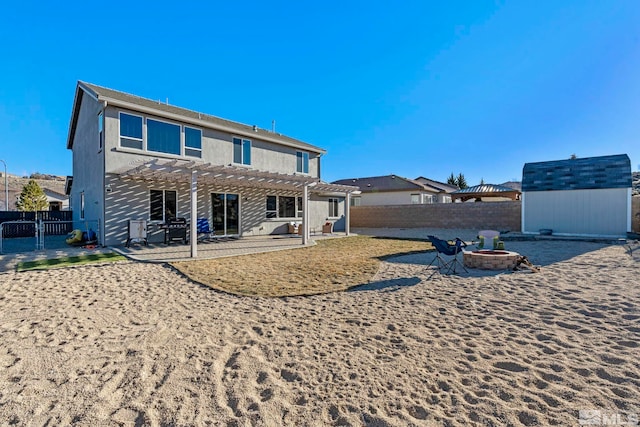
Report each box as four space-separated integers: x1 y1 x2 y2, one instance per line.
0 218 100 254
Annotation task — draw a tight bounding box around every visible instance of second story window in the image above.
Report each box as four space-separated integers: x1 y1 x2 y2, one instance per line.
119 112 143 149
185 127 202 158
98 111 104 150
233 137 251 165
296 151 309 174
147 118 180 156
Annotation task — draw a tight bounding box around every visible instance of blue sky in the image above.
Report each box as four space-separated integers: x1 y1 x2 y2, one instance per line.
1 1 638 185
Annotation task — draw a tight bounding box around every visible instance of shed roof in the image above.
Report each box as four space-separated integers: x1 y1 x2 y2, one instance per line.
67 82 325 155
522 154 631 192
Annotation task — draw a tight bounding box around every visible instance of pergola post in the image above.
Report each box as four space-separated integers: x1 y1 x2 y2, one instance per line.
345 192 351 236
302 184 309 245
190 171 198 258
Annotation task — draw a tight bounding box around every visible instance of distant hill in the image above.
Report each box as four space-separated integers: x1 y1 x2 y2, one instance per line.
1 173 67 211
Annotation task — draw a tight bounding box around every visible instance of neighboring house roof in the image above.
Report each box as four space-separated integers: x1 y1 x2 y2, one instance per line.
500 181 522 192
332 175 434 193
522 154 631 192
414 177 458 193
67 81 326 155
451 184 521 202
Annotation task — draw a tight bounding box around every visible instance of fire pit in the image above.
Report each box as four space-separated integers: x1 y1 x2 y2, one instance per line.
463 250 520 270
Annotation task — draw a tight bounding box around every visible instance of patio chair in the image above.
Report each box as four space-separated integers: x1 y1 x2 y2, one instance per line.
426 235 468 276
196 218 215 242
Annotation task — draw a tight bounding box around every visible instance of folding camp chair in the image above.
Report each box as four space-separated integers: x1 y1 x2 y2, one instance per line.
196 218 215 242
426 235 468 276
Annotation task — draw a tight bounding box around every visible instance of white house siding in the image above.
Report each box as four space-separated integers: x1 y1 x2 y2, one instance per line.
522 188 629 237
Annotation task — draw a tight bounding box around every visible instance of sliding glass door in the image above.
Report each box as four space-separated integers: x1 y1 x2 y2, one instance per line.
211 193 239 236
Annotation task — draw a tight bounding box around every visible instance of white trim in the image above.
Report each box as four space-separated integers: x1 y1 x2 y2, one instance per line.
118 111 144 150
328 197 340 218
184 126 202 158
146 116 182 156
232 136 252 166
296 151 310 174
149 188 178 222
113 146 206 163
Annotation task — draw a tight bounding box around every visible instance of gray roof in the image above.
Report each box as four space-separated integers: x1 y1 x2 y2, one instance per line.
332 175 431 193
451 184 520 195
522 154 631 192
414 177 458 193
68 81 325 154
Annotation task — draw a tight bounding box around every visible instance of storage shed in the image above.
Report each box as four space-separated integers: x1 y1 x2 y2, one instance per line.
521 154 632 237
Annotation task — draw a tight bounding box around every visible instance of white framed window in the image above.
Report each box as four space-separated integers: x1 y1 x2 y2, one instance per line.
328 198 339 218
296 151 309 174
233 137 251 165
98 111 104 151
80 192 85 220
425 194 435 204
411 194 421 204
442 195 452 203
350 196 361 206
185 126 202 158
296 196 303 218
150 189 177 222
119 112 143 149
266 195 303 219
147 117 181 156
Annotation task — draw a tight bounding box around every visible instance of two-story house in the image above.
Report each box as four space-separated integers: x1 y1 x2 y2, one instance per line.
66 82 358 256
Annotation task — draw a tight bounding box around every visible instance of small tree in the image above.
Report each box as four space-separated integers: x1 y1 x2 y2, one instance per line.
479 178 485 185
456 173 468 189
570 154 578 159
447 173 457 187
16 179 48 212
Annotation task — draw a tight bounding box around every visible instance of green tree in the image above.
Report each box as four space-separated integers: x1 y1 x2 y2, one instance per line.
479 178 485 185
570 154 578 159
16 179 48 211
447 173 457 187
456 173 468 189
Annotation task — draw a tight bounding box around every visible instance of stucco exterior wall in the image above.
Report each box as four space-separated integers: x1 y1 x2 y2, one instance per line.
351 201 521 230
103 175 344 245
69 94 105 238
522 188 630 237
103 107 320 178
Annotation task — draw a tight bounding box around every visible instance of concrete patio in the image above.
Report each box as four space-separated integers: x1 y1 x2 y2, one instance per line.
0 233 348 272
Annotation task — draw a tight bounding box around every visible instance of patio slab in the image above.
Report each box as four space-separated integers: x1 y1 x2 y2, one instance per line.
0 233 348 272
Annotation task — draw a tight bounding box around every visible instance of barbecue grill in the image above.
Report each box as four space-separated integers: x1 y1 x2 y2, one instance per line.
163 217 188 244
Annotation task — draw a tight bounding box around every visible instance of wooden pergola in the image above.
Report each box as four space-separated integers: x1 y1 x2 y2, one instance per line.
113 159 359 257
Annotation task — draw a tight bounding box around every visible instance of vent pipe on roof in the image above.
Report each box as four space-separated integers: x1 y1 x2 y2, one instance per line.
272 120 276 133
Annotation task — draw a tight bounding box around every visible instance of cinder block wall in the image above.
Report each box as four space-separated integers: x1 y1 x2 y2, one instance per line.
633 196 640 232
351 201 522 230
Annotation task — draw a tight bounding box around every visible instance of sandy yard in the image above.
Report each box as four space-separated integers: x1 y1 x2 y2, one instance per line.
0 238 639 426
